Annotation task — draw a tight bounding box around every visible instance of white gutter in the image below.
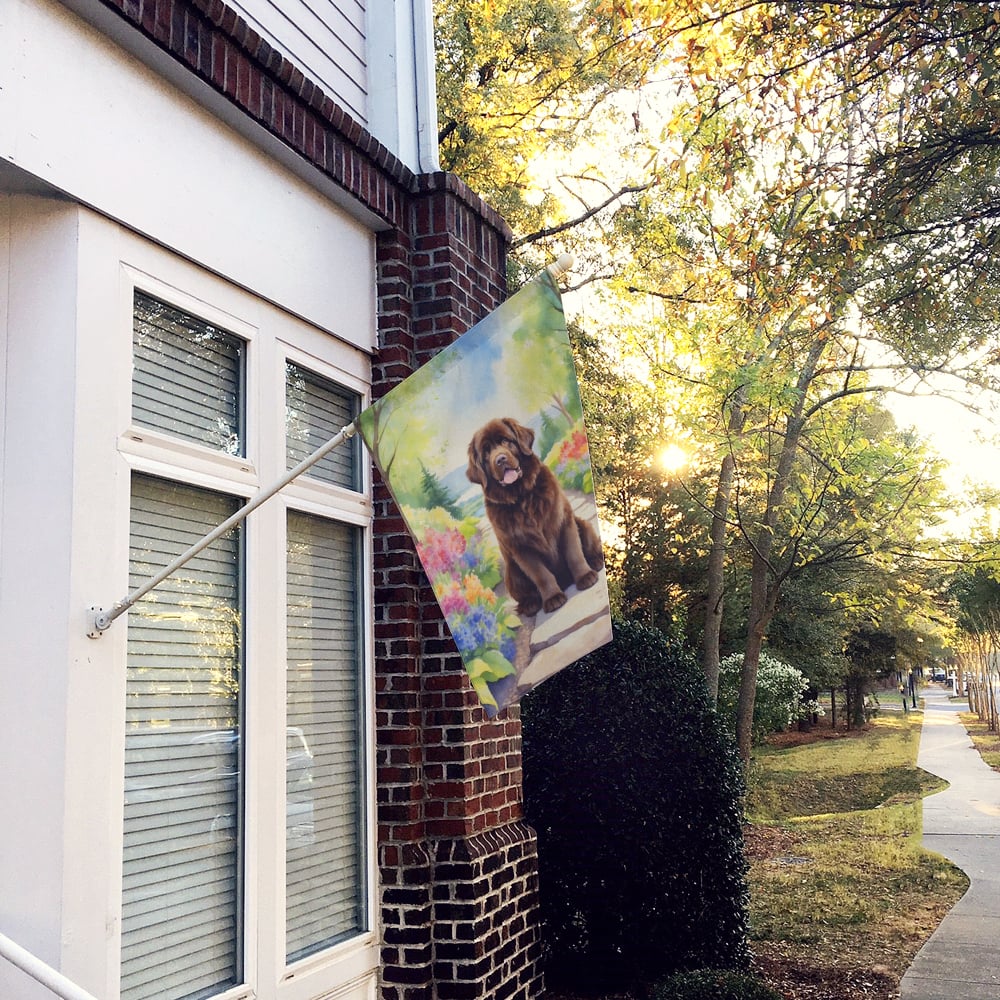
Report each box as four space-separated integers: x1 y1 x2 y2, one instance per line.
412 0 441 173
0 933 100 1000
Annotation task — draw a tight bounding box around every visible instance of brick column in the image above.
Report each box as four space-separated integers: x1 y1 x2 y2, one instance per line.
373 176 543 1000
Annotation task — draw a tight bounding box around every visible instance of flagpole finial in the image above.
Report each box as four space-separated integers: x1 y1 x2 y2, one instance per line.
547 253 575 280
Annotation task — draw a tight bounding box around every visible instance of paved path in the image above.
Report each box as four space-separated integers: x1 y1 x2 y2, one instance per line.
899 689 1000 1000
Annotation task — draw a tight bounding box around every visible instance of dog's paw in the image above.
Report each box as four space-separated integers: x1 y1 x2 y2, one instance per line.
518 597 543 616
543 591 568 613
575 570 599 591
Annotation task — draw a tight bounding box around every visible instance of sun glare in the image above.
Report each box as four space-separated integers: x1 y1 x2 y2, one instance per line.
658 443 689 473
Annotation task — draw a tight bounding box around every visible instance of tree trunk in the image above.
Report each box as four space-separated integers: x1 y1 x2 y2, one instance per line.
702 394 746 706
849 679 866 729
702 451 736 705
990 671 999 733
736 550 777 764
734 338 826 767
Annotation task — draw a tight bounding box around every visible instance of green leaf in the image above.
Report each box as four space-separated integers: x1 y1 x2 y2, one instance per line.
470 675 499 709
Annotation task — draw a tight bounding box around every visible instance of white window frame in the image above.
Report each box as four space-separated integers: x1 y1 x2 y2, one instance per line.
114 254 378 1000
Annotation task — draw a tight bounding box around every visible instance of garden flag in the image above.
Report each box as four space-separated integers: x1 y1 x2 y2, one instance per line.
357 267 612 716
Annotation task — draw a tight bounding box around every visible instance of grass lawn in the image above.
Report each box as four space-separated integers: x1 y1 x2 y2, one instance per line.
746 712 969 998
959 712 1000 772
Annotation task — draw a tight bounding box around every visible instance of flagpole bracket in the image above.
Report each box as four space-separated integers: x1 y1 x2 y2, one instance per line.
87 607 113 639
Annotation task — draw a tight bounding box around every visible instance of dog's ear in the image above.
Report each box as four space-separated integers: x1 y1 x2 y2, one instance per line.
504 418 535 455
466 436 487 486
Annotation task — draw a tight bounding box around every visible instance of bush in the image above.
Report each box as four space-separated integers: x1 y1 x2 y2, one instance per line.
718 651 809 743
651 969 784 1000
521 619 749 990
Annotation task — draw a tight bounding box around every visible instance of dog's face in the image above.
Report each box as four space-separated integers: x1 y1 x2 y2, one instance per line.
466 418 537 490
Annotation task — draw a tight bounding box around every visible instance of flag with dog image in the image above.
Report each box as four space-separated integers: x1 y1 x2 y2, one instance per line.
357 267 611 717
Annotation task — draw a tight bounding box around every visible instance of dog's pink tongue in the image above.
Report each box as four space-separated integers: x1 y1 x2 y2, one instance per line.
503 469 520 485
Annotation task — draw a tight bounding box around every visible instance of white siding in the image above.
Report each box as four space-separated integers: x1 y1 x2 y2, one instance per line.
366 0 440 171
227 0 440 173
0 0 377 351
0 197 80 1000
232 0 367 123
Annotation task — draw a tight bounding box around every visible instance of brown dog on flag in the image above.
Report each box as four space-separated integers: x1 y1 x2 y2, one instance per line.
466 417 604 616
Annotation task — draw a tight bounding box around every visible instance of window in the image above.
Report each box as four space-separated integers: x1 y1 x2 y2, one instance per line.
286 361 361 490
285 362 366 958
123 476 244 1000
132 292 245 456
122 286 371 1000
286 512 365 959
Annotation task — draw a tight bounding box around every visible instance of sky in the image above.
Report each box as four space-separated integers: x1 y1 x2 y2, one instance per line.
888 389 1000 536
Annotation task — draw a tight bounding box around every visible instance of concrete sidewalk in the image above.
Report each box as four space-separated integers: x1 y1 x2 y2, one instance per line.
899 688 1000 1000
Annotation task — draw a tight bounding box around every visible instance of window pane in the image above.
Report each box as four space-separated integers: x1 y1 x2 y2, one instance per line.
133 291 245 456
123 474 244 1000
286 511 366 961
285 362 361 490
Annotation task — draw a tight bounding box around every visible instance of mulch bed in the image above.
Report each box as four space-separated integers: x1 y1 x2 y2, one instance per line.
764 713 875 750
752 953 898 1000
543 964 897 1000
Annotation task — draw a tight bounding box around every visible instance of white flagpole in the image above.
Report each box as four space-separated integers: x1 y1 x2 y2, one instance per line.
87 421 358 637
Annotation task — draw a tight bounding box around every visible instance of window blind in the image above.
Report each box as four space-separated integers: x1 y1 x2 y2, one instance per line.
285 362 360 490
122 474 244 1000
285 511 366 961
133 291 245 456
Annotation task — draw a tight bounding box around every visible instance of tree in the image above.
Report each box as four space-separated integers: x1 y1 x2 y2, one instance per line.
949 565 1000 732
728 383 949 758
418 461 464 518
844 628 897 729
436 2 1000 343
434 0 664 273
434 0 1000 759
582 6 993 757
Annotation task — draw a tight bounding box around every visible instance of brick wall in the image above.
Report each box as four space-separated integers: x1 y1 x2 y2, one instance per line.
95 1 544 996
373 183 543 1000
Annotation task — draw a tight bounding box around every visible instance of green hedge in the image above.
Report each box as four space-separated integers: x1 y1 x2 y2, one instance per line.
521 619 749 990
652 970 783 1000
